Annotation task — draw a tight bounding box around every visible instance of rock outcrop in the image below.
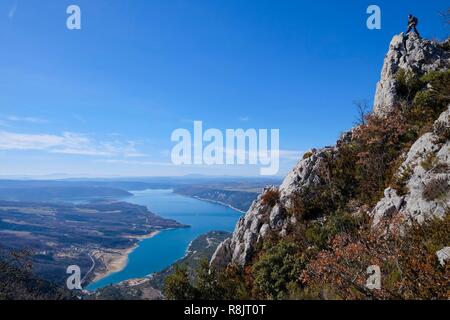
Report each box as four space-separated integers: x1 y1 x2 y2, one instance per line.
373 33 450 116
372 106 450 225
211 33 450 269
211 148 335 267
436 247 450 266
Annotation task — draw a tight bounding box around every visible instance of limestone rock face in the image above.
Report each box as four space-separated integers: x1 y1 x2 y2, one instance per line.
279 148 335 201
211 148 335 268
373 33 450 116
209 238 232 269
372 106 450 225
371 188 405 225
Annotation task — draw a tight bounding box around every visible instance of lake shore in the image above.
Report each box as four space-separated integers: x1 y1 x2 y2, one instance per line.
89 230 161 285
189 196 246 214
86 189 242 291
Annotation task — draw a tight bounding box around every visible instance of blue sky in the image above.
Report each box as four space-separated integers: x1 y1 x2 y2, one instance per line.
0 0 448 178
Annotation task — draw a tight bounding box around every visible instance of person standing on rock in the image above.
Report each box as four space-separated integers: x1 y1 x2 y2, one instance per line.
406 14 420 38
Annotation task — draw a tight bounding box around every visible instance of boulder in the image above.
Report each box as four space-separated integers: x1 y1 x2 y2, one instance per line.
436 247 450 266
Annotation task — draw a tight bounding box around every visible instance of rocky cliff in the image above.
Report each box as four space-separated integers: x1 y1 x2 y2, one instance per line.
211 147 336 267
372 106 450 225
211 33 450 269
374 33 450 116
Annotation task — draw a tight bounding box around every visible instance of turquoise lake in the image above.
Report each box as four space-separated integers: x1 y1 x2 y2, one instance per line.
86 189 242 291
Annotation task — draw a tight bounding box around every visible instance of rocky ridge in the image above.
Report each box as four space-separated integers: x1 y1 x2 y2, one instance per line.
211 33 450 269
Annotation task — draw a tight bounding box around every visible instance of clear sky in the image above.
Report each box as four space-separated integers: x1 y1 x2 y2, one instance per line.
0 0 448 178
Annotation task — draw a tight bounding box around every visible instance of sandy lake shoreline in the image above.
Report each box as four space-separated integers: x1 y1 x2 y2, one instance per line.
89 230 161 285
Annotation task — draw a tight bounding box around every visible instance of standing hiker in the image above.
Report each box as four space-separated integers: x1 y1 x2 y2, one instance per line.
406 14 420 38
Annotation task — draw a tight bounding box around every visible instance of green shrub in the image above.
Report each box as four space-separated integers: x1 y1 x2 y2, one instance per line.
415 211 450 254
288 184 336 221
396 69 424 101
252 241 305 300
420 69 450 87
305 223 328 249
163 265 197 300
305 211 363 249
417 70 450 113
402 70 450 132
194 260 224 300
414 90 439 110
325 211 363 237
303 151 313 160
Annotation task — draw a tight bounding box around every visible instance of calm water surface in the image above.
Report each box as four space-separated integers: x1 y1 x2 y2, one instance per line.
87 189 241 290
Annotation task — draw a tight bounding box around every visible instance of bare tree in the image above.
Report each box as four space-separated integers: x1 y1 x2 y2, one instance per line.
353 100 371 126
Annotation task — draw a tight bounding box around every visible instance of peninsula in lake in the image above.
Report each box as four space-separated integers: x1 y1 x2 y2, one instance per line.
0 200 188 286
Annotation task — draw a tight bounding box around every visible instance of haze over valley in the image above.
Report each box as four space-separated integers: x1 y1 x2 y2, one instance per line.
0 176 273 289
